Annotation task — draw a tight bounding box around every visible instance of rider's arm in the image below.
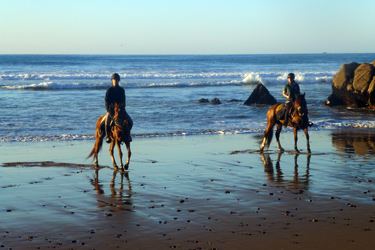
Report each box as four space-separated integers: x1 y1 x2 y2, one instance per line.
283 90 290 99
105 88 112 112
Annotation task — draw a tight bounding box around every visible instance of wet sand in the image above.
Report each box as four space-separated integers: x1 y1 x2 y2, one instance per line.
1 129 375 250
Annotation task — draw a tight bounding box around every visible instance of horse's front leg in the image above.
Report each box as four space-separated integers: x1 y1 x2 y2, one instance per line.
304 127 311 153
275 123 284 151
116 140 124 170
294 127 300 153
109 141 118 169
124 140 131 170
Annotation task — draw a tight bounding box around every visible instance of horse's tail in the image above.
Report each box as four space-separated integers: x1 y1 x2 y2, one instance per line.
87 137 103 160
87 115 105 160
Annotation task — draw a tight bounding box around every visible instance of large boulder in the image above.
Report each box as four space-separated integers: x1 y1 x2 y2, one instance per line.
332 62 359 91
244 84 277 105
353 63 375 94
324 61 375 109
368 77 375 107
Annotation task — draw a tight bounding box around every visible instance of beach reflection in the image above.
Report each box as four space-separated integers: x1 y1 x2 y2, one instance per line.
91 169 133 211
331 129 375 155
261 152 311 191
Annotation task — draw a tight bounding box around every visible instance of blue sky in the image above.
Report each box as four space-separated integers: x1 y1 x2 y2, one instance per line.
1 0 374 54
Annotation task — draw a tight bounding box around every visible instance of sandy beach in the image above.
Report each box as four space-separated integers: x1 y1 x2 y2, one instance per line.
1 129 375 250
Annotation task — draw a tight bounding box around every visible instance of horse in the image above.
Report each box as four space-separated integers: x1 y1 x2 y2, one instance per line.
87 103 132 171
259 93 311 153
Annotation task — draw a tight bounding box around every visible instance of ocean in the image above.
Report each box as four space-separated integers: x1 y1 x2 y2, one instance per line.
1 54 375 142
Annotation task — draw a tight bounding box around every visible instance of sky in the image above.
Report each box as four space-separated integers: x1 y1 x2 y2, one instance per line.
1 0 374 54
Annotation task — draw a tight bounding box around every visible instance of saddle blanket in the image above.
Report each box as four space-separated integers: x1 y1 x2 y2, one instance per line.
276 104 287 121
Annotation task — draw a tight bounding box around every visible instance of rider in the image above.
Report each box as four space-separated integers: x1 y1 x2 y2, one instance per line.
282 73 300 127
105 73 132 143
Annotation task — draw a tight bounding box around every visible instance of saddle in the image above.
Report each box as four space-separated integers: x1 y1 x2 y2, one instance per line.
276 103 293 121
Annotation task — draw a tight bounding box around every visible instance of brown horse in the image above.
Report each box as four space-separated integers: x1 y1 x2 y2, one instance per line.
260 93 311 153
87 103 132 171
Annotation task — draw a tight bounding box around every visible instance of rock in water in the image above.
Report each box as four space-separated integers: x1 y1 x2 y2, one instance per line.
198 98 209 103
243 84 277 105
324 61 375 109
210 98 222 105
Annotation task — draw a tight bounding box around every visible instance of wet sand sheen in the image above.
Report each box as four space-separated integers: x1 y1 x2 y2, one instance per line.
1 130 375 249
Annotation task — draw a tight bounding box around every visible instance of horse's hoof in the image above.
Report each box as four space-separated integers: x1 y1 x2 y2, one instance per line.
124 164 129 170
114 165 119 170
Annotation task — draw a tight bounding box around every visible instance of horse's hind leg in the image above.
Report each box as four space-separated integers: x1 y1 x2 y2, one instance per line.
260 123 274 151
260 133 268 151
304 127 311 153
275 124 284 152
124 140 131 170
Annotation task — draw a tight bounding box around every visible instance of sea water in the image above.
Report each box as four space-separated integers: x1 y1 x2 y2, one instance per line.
1 54 375 142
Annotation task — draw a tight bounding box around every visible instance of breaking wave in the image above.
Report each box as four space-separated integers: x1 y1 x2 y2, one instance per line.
1 71 335 90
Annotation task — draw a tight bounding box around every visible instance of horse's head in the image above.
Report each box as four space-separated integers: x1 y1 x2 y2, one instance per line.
292 93 309 127
113 103 127 129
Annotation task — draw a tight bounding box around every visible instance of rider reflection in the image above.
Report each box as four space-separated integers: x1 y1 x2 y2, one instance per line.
260 152 311 191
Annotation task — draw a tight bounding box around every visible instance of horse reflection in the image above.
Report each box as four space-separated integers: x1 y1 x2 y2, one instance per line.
91 168 105 194
260 152 311 191
90 169 132 211
110 170 132 200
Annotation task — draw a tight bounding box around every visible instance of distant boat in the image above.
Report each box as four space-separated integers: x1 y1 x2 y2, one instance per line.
323 52 328 54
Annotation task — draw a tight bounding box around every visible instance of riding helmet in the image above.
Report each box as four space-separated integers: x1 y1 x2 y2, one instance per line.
287 73 295 79
111 73 120 81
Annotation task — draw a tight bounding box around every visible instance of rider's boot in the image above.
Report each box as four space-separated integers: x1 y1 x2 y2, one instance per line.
283 117 288 128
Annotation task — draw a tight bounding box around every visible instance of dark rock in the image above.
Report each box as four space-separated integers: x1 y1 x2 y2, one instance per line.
243 84 277 105
323 93 346 106
324 61 375 109
198 98 209 103
210 98 222 105
228 99 242 103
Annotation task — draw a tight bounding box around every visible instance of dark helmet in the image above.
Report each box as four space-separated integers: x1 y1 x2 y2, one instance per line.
111 73 120 81
287 73 295 79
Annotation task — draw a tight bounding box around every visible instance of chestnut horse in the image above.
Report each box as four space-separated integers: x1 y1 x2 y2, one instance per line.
260 93 311 153
88 103 132 171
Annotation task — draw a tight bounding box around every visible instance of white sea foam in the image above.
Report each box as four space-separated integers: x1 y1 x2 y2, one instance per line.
242 73 264 84
315 76 333 83
277 72 305 82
